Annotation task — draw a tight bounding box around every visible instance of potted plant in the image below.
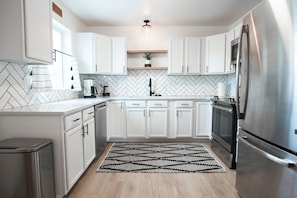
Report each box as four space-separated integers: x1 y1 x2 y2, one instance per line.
143 52 152 67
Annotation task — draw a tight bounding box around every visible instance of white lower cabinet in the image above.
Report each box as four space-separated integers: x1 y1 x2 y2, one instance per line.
83 118 96 167
65 125 84 189
64 107 96 191
175 101 194 137
126 101 146 137
147 101 168 137
195 102 212 138
109 101 126 138
126 108 146 137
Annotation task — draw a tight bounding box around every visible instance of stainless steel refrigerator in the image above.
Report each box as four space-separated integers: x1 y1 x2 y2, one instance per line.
235 0 297 197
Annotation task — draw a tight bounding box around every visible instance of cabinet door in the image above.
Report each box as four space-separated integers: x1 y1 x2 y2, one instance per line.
96 34 112 74
147 108 168 137
126 108 146 137
205 33 226 74
168 38 184 74
185 38 201 74
83 118 95 168
225 29 235 73
176 108 194 137
110 101 125 138
195 102 212 138
76 33 96 73
25 0 52 63
65 125 84 190
234 22 243 39
112 37 127 75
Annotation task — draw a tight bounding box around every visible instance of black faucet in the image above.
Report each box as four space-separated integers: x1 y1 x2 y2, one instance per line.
149 78 154 96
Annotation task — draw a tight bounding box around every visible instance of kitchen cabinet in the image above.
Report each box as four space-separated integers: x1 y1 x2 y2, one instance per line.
126 101 146 137
112 37 127 75
96 34 112 74
225 22 243 73
168 37 201 75
225 29 235 73
65 125 84 190
234 22 243 39
205 33 226 74
82 107 96 168
64 107 95 190
147 101 168 137
109 101 126 138
76 33 112 74
175 101 194 137
0 0 52 64
77 33 128 75
195 102 212 138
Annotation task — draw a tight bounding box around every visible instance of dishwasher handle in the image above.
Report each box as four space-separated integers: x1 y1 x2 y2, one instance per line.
95 103 106 110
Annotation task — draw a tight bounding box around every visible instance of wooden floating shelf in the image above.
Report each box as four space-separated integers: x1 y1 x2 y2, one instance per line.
127 66 168 70
127 50 168 54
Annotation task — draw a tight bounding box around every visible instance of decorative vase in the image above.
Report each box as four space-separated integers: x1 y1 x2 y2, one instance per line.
144 59 151 67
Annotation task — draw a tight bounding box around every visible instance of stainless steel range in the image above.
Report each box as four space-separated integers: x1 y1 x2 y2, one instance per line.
211 96 237 169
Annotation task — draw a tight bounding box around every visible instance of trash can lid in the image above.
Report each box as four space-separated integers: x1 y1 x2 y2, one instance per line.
0 138 52 153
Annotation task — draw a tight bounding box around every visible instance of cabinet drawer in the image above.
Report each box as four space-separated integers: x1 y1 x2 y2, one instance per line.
126 101 146 108
175 101 193 108
82 106 94 122
64 111 82 131
147 101 168 108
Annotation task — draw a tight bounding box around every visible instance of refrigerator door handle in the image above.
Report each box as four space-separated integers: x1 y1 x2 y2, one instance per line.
239 136 297 168
236 25 250 119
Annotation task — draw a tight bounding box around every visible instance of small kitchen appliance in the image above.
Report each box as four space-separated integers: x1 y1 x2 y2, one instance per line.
83 79 97 98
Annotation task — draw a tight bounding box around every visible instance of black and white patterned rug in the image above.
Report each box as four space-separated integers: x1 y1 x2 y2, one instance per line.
97 143 226 173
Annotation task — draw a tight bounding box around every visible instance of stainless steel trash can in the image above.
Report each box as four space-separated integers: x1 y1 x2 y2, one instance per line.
0 138 55 198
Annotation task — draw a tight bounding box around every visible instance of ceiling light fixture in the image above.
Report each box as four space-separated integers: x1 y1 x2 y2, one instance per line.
142 19 152 33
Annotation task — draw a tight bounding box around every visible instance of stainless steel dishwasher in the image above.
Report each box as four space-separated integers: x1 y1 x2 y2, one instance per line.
95 102 107 158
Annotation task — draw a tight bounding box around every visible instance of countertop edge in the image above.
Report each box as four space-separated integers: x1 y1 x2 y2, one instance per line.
0 96 213 115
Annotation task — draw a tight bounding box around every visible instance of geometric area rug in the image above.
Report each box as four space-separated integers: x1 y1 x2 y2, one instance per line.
96 143 225 173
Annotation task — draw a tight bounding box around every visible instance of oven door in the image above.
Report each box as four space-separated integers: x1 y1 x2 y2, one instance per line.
211 104 236 152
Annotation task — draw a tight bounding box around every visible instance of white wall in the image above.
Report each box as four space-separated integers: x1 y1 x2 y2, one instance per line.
52 0 87 56
87 26 228 50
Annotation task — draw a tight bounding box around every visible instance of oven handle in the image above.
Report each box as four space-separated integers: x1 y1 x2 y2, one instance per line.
211 104 233 113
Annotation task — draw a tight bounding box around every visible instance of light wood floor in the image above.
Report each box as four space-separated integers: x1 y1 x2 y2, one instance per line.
66 143 239 198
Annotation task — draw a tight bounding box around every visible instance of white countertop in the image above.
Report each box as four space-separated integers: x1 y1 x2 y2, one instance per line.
0 96 212 115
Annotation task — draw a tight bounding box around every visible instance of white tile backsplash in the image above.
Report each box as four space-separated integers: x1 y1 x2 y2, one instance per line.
0 61 80 110
81 70 236 97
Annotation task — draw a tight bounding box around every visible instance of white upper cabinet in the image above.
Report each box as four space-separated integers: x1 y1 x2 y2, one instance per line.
225 29 235 73
76 33 127 75
96 34 112 74
168 37 201 75
225 22 243 73
76 33 97 73
0 0 53 64
168 38 184 74
185 38 201 74
234 22 243 39
112 37 127 75
205 33 226 74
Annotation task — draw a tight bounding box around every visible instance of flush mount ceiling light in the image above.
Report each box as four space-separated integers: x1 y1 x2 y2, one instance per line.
142 19 152 33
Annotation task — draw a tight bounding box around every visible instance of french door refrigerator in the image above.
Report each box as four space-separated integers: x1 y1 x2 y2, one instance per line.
235 0 297 197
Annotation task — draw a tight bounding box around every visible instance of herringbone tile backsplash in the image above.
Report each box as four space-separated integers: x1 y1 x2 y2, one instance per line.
82 70 235 97
0 61 235 110
0 61 79 110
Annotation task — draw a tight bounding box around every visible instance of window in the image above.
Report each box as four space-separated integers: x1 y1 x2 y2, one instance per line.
49 19 72 90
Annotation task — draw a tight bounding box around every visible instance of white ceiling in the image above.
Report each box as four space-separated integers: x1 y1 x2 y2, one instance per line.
61 0 263 27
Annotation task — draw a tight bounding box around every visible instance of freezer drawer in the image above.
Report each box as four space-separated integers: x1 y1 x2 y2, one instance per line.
236 130 297 198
